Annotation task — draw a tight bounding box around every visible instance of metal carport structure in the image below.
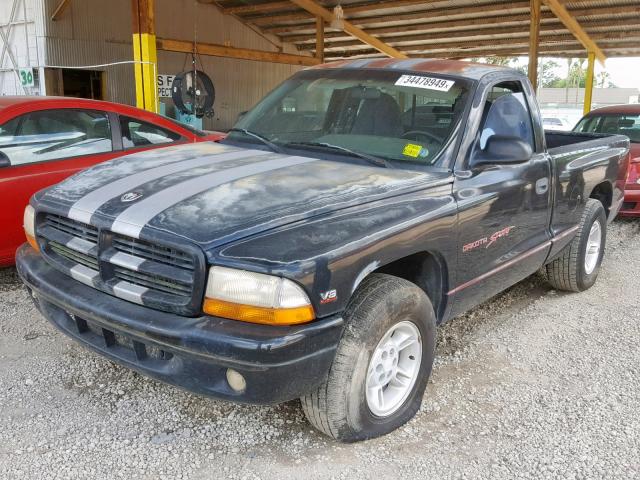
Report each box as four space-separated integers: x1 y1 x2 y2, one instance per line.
217 0 640 114
51 0 638 115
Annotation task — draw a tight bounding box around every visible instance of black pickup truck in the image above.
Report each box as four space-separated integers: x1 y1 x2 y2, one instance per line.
17 60 630 441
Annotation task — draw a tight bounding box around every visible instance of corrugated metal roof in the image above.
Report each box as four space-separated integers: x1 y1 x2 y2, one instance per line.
214 0 640 60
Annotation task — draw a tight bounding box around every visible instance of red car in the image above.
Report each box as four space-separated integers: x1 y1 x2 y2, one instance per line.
0 96 223 266
574 104 640 216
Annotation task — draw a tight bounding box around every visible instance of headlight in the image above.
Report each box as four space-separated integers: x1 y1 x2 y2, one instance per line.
23 205 39 252
202 266 315 325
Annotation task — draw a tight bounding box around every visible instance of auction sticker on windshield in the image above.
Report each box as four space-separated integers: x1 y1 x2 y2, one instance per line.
395 75 455 92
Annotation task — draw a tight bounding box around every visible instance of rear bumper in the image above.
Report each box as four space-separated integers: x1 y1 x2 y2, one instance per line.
16 244 343 404
620 187 640 217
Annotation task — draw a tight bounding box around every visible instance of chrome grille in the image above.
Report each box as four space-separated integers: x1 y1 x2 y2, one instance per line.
46 214 98 243
43 215 99 272
49 242 99 270
38 213 201 315
112 236 194 270
112 266 193 296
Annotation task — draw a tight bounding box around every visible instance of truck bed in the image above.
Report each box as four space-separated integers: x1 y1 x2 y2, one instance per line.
545 130 625 152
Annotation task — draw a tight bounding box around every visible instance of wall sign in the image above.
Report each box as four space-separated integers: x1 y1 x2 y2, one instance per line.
19 68 34 87
157 74 175 98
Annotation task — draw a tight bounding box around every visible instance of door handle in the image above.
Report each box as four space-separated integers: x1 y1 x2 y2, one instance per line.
535 177 549 195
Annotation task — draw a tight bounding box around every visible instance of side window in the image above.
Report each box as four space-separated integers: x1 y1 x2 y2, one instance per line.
479 82 535 151
574 116 601 133
0 109 112 167
397 91 459 135
120 116 181 149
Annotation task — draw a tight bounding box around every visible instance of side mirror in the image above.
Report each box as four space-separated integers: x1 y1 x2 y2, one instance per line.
0 151 10 168
472 135 533 167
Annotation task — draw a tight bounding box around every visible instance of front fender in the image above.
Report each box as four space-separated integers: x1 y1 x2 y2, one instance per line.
210 187 458 318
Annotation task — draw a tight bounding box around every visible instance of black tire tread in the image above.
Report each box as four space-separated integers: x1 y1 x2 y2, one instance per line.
545 199 603 292
301 274 424 440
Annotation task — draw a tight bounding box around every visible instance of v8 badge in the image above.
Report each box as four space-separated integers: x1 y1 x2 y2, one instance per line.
320 289 337 304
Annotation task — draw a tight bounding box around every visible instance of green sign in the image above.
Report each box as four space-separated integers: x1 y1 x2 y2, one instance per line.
19 68 34 87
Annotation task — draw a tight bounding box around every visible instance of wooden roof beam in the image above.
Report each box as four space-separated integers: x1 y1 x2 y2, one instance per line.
223 0 433 16
287 0 407 58
324 33 640 56
324 41 640 60
222 1 293 15
280 7 640 45
261 2 640 34
286 14 640 44
51 0 72 21
296 19 638 51
541 0 606 63
156 38 321 66
256 1 531 27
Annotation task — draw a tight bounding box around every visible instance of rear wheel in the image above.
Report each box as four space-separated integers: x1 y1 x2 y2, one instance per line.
301 274 436 442
545 199 607 292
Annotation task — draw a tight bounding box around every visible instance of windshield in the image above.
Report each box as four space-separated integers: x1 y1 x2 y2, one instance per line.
574 113 640 143
225 69 472 167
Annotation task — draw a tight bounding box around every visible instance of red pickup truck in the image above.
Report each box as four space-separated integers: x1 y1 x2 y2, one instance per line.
0 96 223 266
574 104 640 216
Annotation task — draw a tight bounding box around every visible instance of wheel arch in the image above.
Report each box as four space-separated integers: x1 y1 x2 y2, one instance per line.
588 180 613 218
354 251 450 323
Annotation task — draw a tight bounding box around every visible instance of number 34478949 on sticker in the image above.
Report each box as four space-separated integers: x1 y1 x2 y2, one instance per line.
395 75 455 92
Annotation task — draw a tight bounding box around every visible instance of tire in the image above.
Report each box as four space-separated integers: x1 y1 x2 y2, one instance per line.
301 274 436 442
545 199 607 292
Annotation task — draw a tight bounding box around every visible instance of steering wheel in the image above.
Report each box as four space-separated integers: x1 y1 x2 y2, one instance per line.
401 130 444 144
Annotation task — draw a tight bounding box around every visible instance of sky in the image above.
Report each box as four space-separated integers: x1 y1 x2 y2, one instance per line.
515 56 640 89
595 57 640 88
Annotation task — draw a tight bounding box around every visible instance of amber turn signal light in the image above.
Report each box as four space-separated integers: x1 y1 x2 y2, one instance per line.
203 298 315 325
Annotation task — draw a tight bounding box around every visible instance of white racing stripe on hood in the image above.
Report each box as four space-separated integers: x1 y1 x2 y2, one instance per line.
110 156 317 238
68 148 269 224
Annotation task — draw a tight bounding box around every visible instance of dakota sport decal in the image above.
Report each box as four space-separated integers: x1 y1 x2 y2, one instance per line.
463 226 515 252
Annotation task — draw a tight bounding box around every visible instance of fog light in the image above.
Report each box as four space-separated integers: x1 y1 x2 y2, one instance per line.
226 368 246 393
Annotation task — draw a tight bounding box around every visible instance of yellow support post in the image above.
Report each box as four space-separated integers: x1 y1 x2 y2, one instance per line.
528 0 540 92
583 51 595 115
131 0 158 112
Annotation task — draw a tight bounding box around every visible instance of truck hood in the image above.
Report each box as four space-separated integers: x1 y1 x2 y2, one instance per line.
42 142 451 246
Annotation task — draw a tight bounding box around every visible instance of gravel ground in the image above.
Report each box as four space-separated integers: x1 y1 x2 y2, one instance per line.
1 219 639 479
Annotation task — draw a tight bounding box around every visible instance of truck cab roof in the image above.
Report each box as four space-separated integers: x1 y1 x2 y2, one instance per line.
311 58 516 81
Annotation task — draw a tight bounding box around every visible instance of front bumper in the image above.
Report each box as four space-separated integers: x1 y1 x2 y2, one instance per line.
620 187 640 217
16 245 343 404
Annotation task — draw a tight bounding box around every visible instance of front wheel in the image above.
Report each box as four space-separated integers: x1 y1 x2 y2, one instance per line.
301 274 436 442
545 198 607 292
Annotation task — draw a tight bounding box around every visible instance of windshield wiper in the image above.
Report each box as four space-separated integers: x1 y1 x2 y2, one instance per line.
285 141 392 169
227 128 284 153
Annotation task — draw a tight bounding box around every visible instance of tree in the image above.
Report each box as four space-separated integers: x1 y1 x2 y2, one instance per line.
544 59 587 88
596 71 617 88
539 59 561 87
468 56 526 74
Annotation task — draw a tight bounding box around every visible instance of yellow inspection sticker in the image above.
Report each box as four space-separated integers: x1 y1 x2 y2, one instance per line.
402 143 422 157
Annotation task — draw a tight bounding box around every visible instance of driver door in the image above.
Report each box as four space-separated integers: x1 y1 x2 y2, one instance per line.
449 80 552 316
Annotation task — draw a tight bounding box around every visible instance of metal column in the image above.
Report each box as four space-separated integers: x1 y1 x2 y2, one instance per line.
131 0 158 112
583 51 595 114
